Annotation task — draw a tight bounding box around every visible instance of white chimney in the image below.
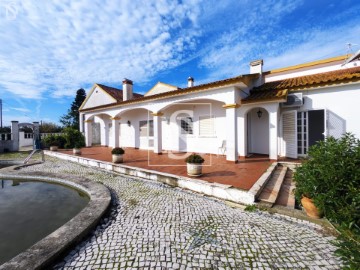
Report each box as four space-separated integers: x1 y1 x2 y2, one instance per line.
122 78 133 101
250 59 263 74
188 77 194 87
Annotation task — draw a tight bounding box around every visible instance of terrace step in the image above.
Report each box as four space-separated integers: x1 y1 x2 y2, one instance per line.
274 167 296 209
257 165 287 207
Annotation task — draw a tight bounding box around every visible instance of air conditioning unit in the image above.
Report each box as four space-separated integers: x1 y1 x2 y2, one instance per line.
282 93 303 107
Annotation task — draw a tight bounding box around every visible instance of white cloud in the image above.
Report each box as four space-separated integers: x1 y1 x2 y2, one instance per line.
10 107 30 112
0 0 202 99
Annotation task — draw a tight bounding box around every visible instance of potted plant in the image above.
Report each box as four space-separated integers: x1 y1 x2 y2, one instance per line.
112 147 125 163
49 140 59 151
185 153 205 177
73 142 84 155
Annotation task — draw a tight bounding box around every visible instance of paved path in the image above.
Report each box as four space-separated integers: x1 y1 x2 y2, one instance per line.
21 157 342 269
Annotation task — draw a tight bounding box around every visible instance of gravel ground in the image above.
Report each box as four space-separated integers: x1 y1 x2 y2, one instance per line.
19 157 342 269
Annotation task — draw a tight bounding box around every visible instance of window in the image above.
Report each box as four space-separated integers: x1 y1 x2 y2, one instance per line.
139 120 154 137
180 117 193 135
199 116 215 136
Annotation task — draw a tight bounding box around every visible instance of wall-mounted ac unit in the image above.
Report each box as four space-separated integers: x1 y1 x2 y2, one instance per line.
282 93 303 107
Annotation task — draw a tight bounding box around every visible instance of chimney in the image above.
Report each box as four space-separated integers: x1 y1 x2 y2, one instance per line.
187 77 194 87
250 59 263 74
122 78 133 101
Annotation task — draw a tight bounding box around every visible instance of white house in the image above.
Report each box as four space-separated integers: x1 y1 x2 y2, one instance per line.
79 53 360 162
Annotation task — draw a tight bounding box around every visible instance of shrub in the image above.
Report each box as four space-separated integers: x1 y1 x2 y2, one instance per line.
43 134 66 148
293 133 360 267
63 127 85 149
185 153 205 164
111 147 125 155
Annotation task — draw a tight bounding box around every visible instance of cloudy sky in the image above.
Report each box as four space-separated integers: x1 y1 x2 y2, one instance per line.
0 0 359 126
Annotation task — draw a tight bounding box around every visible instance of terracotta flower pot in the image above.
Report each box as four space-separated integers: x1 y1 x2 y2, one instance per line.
112 154 124 163
187 163 203 177
301 196 323 219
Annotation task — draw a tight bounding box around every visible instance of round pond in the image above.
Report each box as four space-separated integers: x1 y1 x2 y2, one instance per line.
0 179 89 265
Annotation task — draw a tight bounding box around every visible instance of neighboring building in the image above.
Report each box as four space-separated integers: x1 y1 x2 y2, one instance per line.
79 53 360 161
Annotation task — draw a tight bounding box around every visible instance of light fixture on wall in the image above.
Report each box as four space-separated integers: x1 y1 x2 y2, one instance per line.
257 109 263 119
127 120 131 126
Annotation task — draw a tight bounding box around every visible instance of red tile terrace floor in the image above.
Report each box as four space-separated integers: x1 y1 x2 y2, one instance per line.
59 146 274 191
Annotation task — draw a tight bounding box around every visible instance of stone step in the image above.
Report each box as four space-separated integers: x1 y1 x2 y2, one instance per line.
274 168 296 208
257 165 287 207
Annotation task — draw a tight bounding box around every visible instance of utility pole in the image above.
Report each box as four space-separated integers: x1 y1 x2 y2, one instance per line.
0 99 2 128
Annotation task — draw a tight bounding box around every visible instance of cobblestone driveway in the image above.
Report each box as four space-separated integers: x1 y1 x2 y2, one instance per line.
21 158 342 269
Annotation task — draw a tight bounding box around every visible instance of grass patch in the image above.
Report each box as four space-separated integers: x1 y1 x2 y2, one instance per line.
244 205 257 212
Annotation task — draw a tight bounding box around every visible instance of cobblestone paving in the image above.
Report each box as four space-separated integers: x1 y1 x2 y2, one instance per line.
21 157 342 269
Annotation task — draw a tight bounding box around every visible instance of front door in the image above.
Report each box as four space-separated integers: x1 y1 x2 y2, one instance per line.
297 110 325 156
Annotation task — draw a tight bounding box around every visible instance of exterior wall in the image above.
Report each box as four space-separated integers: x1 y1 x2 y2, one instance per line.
247 109 269 154
82 86 116 110
118 110 152 149
266 59 359 82
283 84 360 139
238 103 279 159
19 132 34 147
161 101 226 154
144 82 177 96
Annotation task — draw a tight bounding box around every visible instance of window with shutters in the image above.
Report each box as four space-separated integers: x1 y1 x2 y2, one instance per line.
180 117 193 135
139 120 154 137
199 115 215 136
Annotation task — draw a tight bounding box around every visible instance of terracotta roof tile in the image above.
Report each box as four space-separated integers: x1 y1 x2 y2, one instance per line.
243 66 360 104
80 74 258 112
96 83 143 102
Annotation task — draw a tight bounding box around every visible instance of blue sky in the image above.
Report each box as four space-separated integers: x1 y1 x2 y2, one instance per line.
0 0 359 126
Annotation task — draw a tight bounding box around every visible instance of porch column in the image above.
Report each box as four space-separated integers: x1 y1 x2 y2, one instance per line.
222 104 239 162
85 120 93 147
269 109 278 160
152 112 163 154
110 117 120 148
79 113 84 133
238 111 246 157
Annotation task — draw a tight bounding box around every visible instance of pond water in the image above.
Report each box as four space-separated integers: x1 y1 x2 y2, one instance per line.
0 179 89 265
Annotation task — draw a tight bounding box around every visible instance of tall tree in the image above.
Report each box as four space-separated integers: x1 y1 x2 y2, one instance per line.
60 88 86 130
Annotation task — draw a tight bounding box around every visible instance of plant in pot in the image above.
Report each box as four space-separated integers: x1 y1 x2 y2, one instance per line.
185 153 205 177
73 141 85 155
112 147 125 163
49 140 59 151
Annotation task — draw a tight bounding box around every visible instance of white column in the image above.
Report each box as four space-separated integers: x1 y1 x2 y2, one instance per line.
110 117 120 148
223 104 239 162
238 111 246 157
152 112 163 154
269 107 279 160
85 120 93 147
79 113 84 133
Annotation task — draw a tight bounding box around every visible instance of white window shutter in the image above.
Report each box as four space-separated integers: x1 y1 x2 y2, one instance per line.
199 116 215 136
282 110 297 159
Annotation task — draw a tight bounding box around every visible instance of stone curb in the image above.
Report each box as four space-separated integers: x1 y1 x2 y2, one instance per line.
0 171 111 270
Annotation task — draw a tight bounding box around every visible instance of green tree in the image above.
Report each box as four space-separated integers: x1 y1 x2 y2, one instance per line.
60 88 86 130
39 122 62 133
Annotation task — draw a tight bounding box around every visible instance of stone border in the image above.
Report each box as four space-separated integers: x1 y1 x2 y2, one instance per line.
45 150 256 205
0 170 111 270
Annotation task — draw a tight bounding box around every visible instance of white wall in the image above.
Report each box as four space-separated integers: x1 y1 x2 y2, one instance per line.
82 86 116 109
296 84 360 139
247 109 269 154
266 59 360 82
161 101 226 154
